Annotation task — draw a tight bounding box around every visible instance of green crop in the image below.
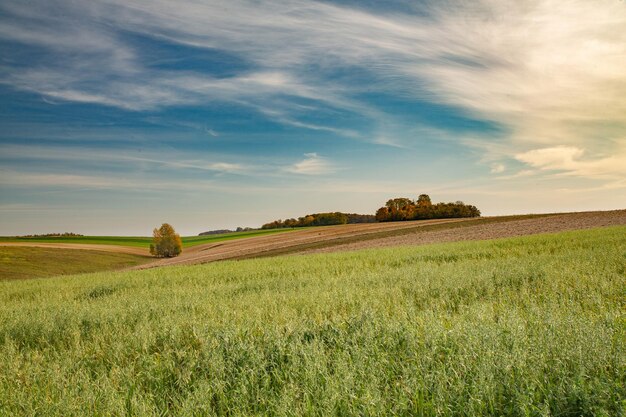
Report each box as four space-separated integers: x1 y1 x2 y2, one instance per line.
1 226 624 416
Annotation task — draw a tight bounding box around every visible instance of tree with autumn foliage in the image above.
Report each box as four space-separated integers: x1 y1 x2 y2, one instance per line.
150 223 182 258
261 212 374 229
375 194 480 222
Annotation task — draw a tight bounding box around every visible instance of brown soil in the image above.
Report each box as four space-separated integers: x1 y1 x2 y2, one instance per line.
131 217 474 269
4 210 623 272
302 209 626 255
0 242 150 257
130 210 625 269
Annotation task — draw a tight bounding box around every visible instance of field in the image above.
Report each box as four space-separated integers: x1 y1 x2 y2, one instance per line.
0 247 151 280
0 228 295 249
1 226 624 416
135 210 626 269
2 211 624 280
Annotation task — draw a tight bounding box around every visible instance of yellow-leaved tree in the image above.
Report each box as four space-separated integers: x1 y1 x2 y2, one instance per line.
150 223 182 257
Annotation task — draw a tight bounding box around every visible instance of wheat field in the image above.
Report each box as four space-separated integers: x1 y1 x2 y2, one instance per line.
1 226 624 416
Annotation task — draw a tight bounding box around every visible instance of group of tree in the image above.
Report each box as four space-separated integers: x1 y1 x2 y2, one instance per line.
18 232 84 238
199 229 232 236
375 194 480 222
198 226 255 236
261 212 376 229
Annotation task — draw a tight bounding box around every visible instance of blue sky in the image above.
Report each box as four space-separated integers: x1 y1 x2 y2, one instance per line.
1 0 625 235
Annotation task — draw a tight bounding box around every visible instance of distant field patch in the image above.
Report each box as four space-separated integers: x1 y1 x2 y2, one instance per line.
0 247 151 280
181 228 296 247
0 228 295 248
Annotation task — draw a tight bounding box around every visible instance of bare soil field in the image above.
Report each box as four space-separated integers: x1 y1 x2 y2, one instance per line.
0 242 149 256
130 210 625 268
3 210 623 274
303 209 626 255
131 210 624 268
131 217 474 269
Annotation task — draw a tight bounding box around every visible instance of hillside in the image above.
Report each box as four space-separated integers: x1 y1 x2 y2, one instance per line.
0 228 294 250
304 209 626 255
1 227 624 415
2 210 624 280
135 210 626 268
0 247 151 280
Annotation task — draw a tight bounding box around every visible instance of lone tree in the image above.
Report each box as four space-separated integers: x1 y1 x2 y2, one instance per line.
150 223 182 258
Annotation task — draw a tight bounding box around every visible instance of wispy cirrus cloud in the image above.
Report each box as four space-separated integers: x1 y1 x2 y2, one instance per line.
287 153 336 175
515 146 626 180
0 144 248 174
0 168 274 193
1 0 626 236
2 0 625 154
0 144 342 187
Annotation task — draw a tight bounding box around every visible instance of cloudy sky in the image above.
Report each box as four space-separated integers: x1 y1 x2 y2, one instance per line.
1 0 625 235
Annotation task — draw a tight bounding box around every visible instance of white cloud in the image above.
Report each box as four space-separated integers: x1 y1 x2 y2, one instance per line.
490 163 505 174
371 137 406 149
515 146 584 170
515 146 626 180
0 143 250 175
205 128 219 137
0 168 278 194
1 0 625 175
204 162 242 173
287 153 335 175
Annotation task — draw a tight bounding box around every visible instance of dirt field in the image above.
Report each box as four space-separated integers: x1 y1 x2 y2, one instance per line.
3 210 624 273
302 209 626 255
131 210 625 268
130 218 472 269
0 242 149 256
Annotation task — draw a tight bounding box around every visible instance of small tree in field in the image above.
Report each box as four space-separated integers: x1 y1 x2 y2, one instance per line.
150 223 182 258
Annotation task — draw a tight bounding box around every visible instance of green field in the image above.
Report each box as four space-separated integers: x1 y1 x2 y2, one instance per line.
0 214 556 251
0 227 624 416
0 247 151 280
0 228 295 248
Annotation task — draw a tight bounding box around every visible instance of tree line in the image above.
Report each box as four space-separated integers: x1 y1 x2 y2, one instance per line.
375 194 480 222
199 227 255 236
18 232 84 238
261 212 376 229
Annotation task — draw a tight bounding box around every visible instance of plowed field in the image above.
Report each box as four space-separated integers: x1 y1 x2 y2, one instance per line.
3 210 624 273
133 210 626 268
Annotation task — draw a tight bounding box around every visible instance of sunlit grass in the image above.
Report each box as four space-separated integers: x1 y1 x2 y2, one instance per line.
0 226 624 416
0 247 151 280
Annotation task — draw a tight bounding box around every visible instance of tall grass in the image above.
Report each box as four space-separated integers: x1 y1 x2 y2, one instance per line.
0 227 624 416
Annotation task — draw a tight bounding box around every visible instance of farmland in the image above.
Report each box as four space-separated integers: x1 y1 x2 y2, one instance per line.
0 228 295 249
135 210 626 269
2 210 624 281
1 226 624 416
0 247 151 280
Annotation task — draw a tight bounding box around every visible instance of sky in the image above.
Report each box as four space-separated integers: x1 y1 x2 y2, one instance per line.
1 0 625 236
